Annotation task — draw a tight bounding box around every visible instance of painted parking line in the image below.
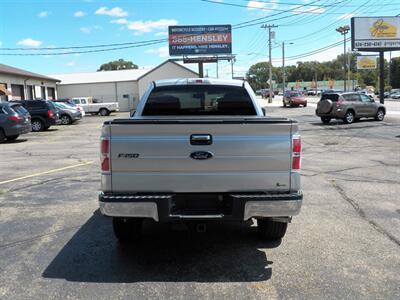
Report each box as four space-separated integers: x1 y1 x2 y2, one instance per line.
0 161 94 185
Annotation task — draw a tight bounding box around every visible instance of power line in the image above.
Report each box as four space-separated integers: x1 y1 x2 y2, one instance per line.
1 39 167 51
0 40 165 56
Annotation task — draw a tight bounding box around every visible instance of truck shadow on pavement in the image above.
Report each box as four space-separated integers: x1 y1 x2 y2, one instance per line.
42 210 279 283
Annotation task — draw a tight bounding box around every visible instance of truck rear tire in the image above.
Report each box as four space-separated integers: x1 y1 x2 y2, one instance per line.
99 108 110 116
112 217 143 243
257 219 288 240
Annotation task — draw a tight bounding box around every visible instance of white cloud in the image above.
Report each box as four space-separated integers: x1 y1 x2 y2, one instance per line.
95 7 128 17
66 61 76 67
74 11 86 17
145 46 169 58
336 13 355 20
80 27 91 34
80 26 102 34
17 38 42 47
127 19 177 34
247 1 266 10
110 18 129 25
38 11 49 18
155 31 168 36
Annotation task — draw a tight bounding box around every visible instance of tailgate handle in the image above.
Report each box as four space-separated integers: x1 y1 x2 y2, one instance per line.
190 134 212 145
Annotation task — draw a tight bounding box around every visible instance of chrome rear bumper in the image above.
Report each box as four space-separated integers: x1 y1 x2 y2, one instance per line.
99 191 303 221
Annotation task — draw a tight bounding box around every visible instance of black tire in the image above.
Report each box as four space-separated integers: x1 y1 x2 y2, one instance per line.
0 128 5 143
112 217 143 243
343 110 355 124
257 219 288 240
303 103 307 107
321 117 331 124
283 101 287 107
60 114 72 125
99 108 109 116
31 119 43 132
375 109 385 121
6 135 19 141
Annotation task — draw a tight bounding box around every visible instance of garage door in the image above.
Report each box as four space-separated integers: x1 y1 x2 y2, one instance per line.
47 87 55 100
11 84 24 100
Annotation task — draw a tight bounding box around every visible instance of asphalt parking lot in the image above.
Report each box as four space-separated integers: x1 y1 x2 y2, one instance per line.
1 103 399 299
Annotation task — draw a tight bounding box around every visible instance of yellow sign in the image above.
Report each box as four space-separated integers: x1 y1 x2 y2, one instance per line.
357 56 377 70
369 19 397 38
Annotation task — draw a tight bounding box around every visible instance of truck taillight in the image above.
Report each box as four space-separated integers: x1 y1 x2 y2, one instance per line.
292 136 301 171
101 139 110 172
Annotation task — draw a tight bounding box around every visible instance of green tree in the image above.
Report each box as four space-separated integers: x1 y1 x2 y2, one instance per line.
97 59 138 71
390 57 400 88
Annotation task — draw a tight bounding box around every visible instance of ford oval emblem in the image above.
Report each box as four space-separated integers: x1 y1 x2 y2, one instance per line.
190 151 213 160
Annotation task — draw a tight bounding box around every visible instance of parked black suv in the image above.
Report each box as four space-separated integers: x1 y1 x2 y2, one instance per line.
13 100 59 131
316 92 386 124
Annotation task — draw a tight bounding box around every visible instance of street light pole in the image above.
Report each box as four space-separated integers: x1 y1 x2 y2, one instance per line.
336 25 350 92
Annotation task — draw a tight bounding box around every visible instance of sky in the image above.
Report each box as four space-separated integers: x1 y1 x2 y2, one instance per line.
0 0 399 78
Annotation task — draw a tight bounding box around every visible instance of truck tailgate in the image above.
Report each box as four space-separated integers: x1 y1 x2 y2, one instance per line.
106 118 294 193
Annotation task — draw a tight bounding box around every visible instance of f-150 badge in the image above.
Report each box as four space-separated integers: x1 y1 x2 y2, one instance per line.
190 151 213 160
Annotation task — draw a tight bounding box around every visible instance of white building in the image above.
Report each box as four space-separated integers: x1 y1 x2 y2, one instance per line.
52 60 198 111
0 64 59 102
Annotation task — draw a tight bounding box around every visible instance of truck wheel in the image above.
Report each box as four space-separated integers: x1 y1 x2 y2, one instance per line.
343 110 355 124
375 109 385 121
257 219 288 240
60 115 72 125
99 108 109 116
31 119 43 132
112 217 143 243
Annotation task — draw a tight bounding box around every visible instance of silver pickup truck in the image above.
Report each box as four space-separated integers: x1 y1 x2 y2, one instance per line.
99 78 302 242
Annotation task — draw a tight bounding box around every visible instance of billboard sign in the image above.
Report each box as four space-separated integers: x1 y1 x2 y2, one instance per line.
169 25 232 56
356 55 377 70
351 17 400 51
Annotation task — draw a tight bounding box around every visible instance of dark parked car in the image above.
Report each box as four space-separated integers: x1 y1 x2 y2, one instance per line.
316 92 385 124
0 102 31 142
283 91 307 107
53 101 82 125
260 89 274 99
13 100 59 131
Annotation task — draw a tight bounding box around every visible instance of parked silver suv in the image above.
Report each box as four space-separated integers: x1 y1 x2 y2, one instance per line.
316 92 386 124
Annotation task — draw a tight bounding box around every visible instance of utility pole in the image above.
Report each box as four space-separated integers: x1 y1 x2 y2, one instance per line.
282 41 285 96
262 24 278 103
230 56 236 79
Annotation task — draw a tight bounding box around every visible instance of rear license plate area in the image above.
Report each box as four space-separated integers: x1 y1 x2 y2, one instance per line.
170 194 233 216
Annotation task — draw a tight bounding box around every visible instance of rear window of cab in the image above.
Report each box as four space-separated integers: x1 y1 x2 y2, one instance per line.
142 85 256 116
